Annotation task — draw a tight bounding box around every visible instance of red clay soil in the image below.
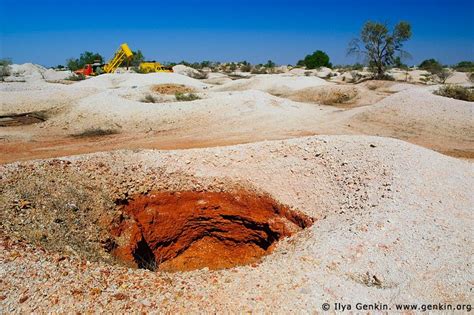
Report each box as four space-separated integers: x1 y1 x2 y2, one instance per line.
0 132 312 164
111 190 313 272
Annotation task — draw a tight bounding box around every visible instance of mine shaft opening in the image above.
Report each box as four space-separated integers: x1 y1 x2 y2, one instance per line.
111 190 314 272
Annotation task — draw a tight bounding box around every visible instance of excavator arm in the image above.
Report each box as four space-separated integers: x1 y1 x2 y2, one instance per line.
103 43 133 73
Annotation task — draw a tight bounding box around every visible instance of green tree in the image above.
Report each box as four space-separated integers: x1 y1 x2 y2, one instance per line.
301 50 331 69
200 61 211 68
348 21 412 78
264 60 276 68
240 61 251 72
66 51 104 71
128 50 145 67
419 59 443 73
393 56 408 70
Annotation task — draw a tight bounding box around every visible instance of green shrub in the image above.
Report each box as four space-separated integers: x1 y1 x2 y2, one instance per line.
264 60 276 68
240 63 252 72
434 85 474 102
393 56 409 70
66 73 86 81
251 67 267 74
66 51 103 71
175 93 200 101
0 58 12 81
419 59 443 73
300 50 331 69
72 128 119 138
453 61 474 72
141 94 157 103
351 63 364 70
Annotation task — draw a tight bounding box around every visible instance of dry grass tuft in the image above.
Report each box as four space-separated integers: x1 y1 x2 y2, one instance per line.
72 128 120 138
141 94 158 103
434 85 474 102
291 86 358 105
175 93 200 102
152 84 195 95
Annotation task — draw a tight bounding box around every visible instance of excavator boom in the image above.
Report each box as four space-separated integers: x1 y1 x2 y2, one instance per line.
103 43 133 73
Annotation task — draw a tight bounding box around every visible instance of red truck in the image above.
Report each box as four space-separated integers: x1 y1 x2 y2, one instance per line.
74 62 103 76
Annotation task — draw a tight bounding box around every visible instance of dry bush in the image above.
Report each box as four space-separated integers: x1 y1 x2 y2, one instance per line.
435 69 454 84
66 73 86 81
141 94 158 103
250 67 267 74
434 85 474 102
0 58 12 81
319 89 358 105
175 92 200 101
190 71 208 79
292 86 358 105
469 73 474 83
152 84 195 95
72 128 120 138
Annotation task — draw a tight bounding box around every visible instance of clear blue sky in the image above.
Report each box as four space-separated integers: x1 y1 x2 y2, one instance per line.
1 0 473 67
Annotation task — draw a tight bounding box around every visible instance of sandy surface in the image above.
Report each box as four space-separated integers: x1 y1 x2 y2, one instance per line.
348 86 474 157
1 65 473 312
1 69 472 162
1 135 472 312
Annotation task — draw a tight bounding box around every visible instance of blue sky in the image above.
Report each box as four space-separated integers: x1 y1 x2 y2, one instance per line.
1 0 473 67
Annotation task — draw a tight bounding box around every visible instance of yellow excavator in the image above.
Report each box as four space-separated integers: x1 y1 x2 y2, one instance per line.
103 43 134 73
75 43 172 75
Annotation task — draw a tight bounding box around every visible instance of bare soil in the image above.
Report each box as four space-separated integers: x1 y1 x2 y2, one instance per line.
0 69 473 312
1 135 472 312
151 84 196 94
112 190 312 272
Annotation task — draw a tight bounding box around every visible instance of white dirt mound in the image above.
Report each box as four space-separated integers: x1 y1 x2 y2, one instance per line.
74 72 208 89
43 89 334 135
172 64 206 79
202 72 233 85
5 63 72 83
347 86 474 154
212 74 332 95
446 71 472 85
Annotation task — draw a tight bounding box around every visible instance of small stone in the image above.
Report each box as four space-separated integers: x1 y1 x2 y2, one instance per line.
140 299 151 306
113 293 128 300
19 295 29 303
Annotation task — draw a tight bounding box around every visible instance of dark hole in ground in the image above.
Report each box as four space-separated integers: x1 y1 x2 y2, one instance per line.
133 238 157 271
111 190 314 272
0 112 46 127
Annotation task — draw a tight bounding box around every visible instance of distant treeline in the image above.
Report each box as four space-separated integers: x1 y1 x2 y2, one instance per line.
55 19 474 76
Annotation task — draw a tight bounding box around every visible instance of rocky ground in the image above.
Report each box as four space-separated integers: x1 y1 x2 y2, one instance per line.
1 135 473 312
0 65 473 312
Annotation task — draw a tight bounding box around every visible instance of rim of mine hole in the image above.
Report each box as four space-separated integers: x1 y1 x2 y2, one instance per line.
109 189 314 272
0 111 47 127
